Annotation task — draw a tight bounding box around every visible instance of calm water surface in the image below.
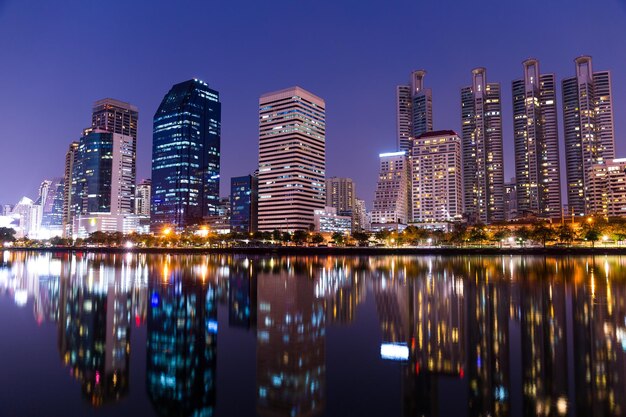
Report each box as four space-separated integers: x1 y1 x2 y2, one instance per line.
0 251 625 417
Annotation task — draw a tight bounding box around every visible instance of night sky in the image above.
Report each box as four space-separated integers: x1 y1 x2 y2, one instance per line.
1 0 625 207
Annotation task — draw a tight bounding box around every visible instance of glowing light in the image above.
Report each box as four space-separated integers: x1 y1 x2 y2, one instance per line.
125 241 134 249
380 343 409 361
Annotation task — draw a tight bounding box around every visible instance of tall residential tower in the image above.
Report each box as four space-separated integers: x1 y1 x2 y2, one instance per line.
562 56 615 216
397 70 433 153
511 59 561 219
461 68 505 224
257 87 326 232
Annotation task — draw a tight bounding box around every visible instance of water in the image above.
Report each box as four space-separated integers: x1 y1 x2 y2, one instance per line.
0 251 625 417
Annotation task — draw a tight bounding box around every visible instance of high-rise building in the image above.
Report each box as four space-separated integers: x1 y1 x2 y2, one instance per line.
461 68 505 224
92 98 138 141
230 175 258 234
396 70 433 153
40 177 64 237
325 177 355 215
410 130 463 222
587 158 626 217
353 198 368 231
135 179 151 217
512 59 562 218
258 86 326 232
70 129 137 237
371 151 410 227
62 142 79 238
504 178 518 221
151 79 221 231
562 56 615 216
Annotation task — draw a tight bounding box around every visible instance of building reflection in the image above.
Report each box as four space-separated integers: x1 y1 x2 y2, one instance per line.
57 254 136 406
2 252 626 416
146 265 218 417
256 265 326 417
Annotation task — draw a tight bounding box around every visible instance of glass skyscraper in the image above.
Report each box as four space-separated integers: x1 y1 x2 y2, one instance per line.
230 175 258 233
151 79 221 231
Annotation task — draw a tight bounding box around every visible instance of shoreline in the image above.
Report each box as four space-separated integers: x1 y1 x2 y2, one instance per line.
4 245 626 256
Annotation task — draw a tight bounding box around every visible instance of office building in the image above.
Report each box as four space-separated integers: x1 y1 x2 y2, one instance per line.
325 177 355 215
92 98 138 140
313 207 352 234
258 86 326 232
135 179 151 216
461 68 505 223
512 59 562 218
230 175 258 234
70 129 137 237
39 177 64 238
371 151 410 227
504 178 518 221
587 158 626 217
353 198 368 231
151 79 221 231
562 56 615 216
410 130 463 222
397 70 433 153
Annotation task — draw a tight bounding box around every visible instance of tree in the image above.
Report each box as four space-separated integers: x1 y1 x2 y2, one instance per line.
468 225 488 246
556 224 576 246
352 231 370 246
311 233 325 245
280 232 292 245
0 227 16 243
292 230 308 245
449 224 468 246
272 229 282 242
491 227 510 248
374 229 391 244
331 232 345 245
530 222 556 248
515 226 531 247
585 229 601 247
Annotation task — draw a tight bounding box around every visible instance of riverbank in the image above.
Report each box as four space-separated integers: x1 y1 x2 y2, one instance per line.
5 245 626 256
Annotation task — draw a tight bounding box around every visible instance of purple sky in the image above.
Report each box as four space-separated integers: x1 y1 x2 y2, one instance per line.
1 0 625 208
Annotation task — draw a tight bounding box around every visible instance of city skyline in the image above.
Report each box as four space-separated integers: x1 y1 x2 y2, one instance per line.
2 1 626 209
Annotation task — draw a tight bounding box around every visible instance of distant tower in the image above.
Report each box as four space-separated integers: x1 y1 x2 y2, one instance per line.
461 68 505 224
62 142 79 238
396 70 433 153
371 151 410 226
151 79 221 230
562 56 615 216
257 86 326 232
512 59 561 218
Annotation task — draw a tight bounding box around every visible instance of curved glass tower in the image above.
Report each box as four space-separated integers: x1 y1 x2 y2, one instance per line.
151 79 221 231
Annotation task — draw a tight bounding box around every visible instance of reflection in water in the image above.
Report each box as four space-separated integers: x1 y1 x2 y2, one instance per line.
146 266 217 417
2 252 626 416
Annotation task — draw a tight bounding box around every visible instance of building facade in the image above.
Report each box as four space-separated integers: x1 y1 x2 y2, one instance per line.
512 59 562 219
70 129 137 237
461 68 505 224
135 179 151 217
151 79 221 231
62 142 79 238
562 56 615 216
371 151 410 226
257 86 326 232
410 131 463 222
313 207 352 234
397 70 433 153
230 175 258 234
587 158 626 217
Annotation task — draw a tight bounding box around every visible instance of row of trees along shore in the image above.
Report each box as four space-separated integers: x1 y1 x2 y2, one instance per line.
2 216 626 248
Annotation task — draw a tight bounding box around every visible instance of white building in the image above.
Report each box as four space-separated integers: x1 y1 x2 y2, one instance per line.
314 207 352 234
587 158 626 217
371 151 410 228
258 86 326 232
135 179 151 216
411 130 463 222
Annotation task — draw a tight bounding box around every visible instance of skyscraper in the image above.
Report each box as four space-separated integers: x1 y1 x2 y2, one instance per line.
40 177 64 237
135 179 151 216
371 151 410 227
325 177 355 216
257 86 326 232
461 68 505 224
410 130 463 222
151 79 221 230
562 56 615 216
70 129 137 236
230 174 258 233
92 98 138 140
396 70 433 153
62 142 79 238
512 59 561 218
